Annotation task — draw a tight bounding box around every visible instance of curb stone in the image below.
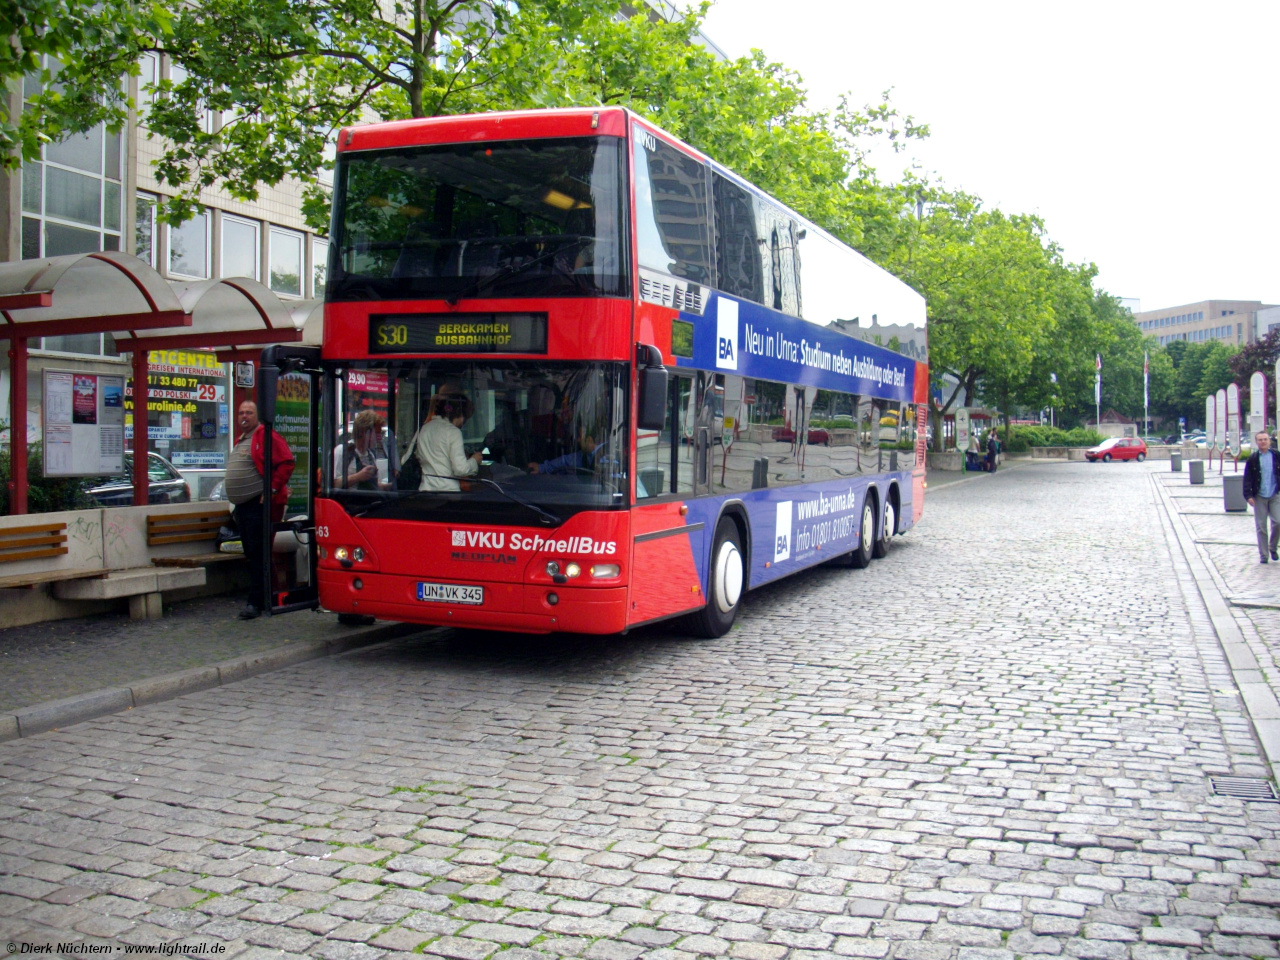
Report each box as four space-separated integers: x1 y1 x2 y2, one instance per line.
0 620 431 741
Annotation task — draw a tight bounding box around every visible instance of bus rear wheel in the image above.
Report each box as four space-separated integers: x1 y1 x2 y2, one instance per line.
685 518 744 639
872 498 895 559
851 498 875 568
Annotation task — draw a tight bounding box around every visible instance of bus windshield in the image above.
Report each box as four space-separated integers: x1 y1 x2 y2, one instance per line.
330 137 628 302
326 361 629 525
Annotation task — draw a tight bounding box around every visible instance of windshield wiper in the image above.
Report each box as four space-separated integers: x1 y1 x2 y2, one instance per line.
350 473 561 526
445 237 590 306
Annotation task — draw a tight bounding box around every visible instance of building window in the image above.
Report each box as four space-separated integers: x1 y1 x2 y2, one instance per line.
221 214 260 280
269 227 303 297
168 61 215 134
138 52 158 114
169 210 210 278
135 193 157 267
19 58 124 262
312 237 329 298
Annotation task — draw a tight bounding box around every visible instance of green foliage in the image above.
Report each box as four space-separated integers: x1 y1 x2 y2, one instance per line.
0 442 99 515
1010 426 1105 448
133 0 925 230
1230 329 1280 423
1150 340 1240 430
1 0 171 169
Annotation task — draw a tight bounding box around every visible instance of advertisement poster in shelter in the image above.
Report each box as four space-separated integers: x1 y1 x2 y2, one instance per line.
124 350 230 468
275 372 312 514
43 370 126 477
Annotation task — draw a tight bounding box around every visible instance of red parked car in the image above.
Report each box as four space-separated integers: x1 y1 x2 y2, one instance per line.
1085 437 1147 462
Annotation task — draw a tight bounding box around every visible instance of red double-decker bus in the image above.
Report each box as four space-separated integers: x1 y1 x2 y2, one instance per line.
260 107 928 637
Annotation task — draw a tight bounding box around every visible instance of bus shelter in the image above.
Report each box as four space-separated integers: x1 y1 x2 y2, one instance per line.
0 252 304 515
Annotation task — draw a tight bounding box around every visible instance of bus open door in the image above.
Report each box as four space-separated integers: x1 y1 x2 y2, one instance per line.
256 344 324 616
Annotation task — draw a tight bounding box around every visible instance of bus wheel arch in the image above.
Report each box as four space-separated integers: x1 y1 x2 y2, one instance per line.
715 502 752 592
684 507 749 639
873 484 899 559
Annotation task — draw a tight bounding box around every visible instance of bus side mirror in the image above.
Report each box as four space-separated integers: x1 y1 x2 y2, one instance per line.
636 343 667 432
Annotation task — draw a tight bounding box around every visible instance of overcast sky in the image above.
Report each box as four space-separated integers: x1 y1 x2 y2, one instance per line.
698 0 1280 313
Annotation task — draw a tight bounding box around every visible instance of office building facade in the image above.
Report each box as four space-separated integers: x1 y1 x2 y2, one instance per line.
1133 299 1273 347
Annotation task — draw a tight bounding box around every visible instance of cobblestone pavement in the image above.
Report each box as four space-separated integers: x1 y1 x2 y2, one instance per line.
0 597 380 712
4 460 1280 960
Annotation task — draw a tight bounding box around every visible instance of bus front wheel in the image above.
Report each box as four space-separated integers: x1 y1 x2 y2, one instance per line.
685 518 744 639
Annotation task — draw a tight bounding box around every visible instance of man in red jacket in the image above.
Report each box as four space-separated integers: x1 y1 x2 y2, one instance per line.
225 400 295 619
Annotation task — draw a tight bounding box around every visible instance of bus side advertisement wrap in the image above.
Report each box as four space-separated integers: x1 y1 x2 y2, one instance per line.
679 295 915 403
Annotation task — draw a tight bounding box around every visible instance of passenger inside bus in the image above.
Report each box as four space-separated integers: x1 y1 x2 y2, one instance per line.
414 393 482 491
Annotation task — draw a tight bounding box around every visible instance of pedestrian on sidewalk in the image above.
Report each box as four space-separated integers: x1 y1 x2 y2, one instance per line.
986 430 999 474
225 401 295 618
1243 429 1280 564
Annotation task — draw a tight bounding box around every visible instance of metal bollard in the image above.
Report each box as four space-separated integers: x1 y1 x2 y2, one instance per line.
1189 459 1204 484
1223 474 1247 512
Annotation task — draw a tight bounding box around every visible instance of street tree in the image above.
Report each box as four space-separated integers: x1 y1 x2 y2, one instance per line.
880 185 1064 442
1229 328 1280 422
1198 341 1239 400
138 0 925 228
1 0 170 169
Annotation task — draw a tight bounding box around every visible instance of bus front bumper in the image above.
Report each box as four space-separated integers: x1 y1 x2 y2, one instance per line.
317 569 629 635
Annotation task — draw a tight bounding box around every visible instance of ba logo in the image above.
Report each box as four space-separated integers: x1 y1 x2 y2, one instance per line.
774 500 792 562
715 299 738 370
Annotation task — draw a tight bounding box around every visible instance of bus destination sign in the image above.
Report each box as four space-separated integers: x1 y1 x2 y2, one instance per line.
369 313 548 354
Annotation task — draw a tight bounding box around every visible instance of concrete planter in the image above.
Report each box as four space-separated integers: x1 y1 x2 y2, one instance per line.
927 451 964 472
1031 447 1069 459
1067 448 1088 461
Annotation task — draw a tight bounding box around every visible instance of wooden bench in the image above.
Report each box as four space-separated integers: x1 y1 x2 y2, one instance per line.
0 522 106 589
147 509 243 567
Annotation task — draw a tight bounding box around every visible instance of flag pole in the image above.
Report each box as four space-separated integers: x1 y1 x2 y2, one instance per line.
1095 354 1102 436
1143 351 1149 440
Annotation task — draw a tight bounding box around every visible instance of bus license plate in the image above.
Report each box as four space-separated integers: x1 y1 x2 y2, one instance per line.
417 582 484 605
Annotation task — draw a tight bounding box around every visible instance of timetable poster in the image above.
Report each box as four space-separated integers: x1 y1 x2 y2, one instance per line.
42 370 127 477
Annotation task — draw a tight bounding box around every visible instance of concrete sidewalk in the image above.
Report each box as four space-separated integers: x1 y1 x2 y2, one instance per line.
0 593 425 741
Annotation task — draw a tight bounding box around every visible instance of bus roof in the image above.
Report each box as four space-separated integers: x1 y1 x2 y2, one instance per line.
338 107 630 154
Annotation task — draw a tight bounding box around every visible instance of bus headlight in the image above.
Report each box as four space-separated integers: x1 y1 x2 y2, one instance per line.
546 561 560 576
590 564 620 578
565 562 581 578
334 547 350 562
353 547 365 562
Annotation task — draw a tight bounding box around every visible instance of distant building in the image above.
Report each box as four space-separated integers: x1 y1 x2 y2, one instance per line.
1133 299 1276 347
1257 305 1280 339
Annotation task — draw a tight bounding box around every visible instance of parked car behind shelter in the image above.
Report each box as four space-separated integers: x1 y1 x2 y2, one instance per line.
83 452 192 506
